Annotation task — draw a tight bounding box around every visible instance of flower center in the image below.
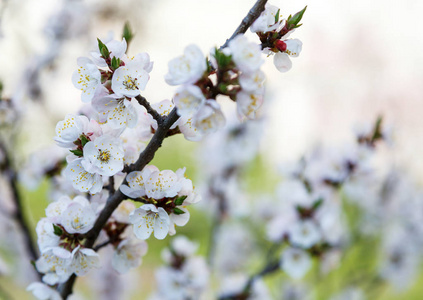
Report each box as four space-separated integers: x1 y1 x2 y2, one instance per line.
122 75 138 90
98 149 111 162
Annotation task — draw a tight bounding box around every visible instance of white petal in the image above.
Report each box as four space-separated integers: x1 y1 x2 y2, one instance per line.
273 52 292 73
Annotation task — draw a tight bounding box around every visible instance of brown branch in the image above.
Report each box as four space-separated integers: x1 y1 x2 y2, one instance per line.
135 95 163 125
0 141 41 280
93 239 112 252
220 0 268 49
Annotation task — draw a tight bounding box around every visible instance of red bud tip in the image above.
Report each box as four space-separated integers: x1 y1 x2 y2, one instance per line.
275 40 287 52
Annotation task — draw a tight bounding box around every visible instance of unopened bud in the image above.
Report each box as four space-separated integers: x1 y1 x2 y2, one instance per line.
275 40 287 52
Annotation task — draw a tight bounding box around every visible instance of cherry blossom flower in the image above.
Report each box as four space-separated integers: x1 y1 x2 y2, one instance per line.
280 247 312 279
129 204 170 240
60 196 96 234
193 100 225 134
123 52 154 73
173 85 206 117
236 90 264 120
70 246 100 276
35 247 73 285
54 114 101 149
112 239 148 274
273 39 303 72
36 218 60 252
144 169 182 199
288 220 322 249
111 61 150 98
238 69 266 94
64 158 103 194
120 165 159 198
228 35 263 73
92 95 138 129
72 57 102 103
250 4 281 33
27 282 62 300
165 44 207 86
82 134 124 177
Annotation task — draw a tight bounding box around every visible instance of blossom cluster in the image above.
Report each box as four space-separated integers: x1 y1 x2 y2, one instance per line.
26 34 201 297
149 236 209 300
265 118 389 280
16 2 311 299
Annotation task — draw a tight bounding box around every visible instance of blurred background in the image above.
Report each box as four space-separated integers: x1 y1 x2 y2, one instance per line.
0 0 423 299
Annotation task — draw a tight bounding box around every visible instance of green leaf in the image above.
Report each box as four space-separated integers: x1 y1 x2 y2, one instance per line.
214 48 232 68
274 9 280 24
70 149 83 157
122 22 134 45
173 207 185 215
312 198 324 210
174 195 187 206
79 134 90 147
53 224 63 236
97 38 110 58
287 6 307 29
111 57 121 70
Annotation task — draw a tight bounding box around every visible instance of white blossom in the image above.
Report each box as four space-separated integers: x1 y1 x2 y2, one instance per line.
236 90 264 120
36 218 60 252
60 196 96 234
228 35 263 73
71 246 100 276
82 134 124 177
112 239 148 274
45 196 72 223
54 114 101 149
27 282 62 300
273 39 303 73
130 204 170 240
144 169 182 199
111 60 150 97
289 220 322 249
92 95 138 129
239 69 266 93
280 247 312 279
64 158 103 194
250 4 281 33
120 165 159 198
72 57 102 103
35 247 73 285
173 85 206 117
165 44 207 86
193 100 225 134
123 52 154 73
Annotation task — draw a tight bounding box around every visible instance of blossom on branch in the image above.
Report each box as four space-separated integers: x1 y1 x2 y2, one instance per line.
129 204 170 240
165 44 207 86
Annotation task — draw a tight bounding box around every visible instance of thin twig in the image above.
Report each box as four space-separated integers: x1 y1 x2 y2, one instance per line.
220 0 268 49
93 239 112 252
135 95 163 125
0 141 41 280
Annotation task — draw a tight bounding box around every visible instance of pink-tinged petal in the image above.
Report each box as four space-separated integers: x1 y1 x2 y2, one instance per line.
273 52 292 73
